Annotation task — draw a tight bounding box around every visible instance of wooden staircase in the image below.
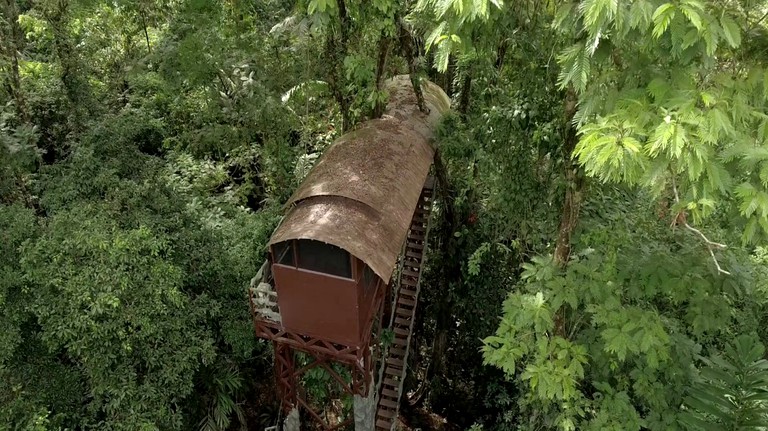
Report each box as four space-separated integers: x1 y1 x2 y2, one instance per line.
374 179 434 431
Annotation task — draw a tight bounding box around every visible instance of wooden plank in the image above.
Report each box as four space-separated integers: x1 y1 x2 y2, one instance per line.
402 261 419 269
410 224 426 232
376 419 392 429
401 263 419 272
401 277 418 287
402 269 419 278
377 408 395 418
405 250 422 260
387 357 404 368
398 297 416 307
382 387 398 398
394 316 411 326
408 234 426 242
389 347 406 358
382 377 398 388
393 326 409 336
392 337 408 347
403 255 420 263
395 308 413 318
380 397 398 409
406 242 424 250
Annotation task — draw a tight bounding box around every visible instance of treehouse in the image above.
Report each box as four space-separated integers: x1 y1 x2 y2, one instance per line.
249 75 450 431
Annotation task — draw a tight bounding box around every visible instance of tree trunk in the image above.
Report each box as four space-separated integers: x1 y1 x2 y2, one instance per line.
372 34 392 119
1 0 29 122
495 39 508 72
141 10 151 54
553 86 583 268
45 0 89 123
458 73 472 116
553 86 583 339
324 0 352 132
397 19 428 114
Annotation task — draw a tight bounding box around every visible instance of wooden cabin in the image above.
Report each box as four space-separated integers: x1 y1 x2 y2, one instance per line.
268 239 382 346
258 75 450 347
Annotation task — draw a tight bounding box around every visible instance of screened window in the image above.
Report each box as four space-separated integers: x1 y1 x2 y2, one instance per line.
273 241 294 266
296 239 352 278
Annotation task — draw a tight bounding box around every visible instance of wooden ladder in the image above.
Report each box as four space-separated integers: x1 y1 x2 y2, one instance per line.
374 179 434 431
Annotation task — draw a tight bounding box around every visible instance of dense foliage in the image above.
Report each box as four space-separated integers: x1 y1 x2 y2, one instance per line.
1 0 767 430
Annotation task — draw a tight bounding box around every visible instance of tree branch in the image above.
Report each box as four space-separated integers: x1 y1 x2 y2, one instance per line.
670 176 730 275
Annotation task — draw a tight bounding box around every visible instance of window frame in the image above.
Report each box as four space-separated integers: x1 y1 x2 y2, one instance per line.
271 239 355 280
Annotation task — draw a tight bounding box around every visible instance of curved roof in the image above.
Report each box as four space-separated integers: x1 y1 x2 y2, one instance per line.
269 75 450 282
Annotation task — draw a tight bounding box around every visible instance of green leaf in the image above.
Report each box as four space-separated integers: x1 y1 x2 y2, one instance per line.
652 3 676 39
679 3 702 31
425 21 448 53
720 15 741 48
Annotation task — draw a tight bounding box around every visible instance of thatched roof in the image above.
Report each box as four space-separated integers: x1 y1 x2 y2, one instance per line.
269 76 450 282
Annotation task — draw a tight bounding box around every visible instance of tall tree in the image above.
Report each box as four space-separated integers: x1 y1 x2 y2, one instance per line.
0 0 28 121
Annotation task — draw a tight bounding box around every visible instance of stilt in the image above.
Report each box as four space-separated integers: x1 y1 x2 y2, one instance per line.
354 376 376 431
283 406 300 431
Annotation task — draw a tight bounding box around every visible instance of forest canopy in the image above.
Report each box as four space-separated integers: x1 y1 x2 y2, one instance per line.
1 0 767 430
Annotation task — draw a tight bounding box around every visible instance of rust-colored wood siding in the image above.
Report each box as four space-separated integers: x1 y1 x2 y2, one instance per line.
272 264 360 346
357 279 381 336
356 258 382 337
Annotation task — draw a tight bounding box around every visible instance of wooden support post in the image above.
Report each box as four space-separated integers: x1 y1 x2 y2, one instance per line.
274 342 298 415
354 372 376 431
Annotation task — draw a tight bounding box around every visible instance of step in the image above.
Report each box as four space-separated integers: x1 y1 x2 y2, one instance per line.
402 261 420 271
389 350 405 360
408 234 426 242
389 347 406 358
376 419 392 429
382 377 398 388
398 297 416 308
401 269 420 278
392 337 408 347
376 406 397 420
395 306 414 317
410 224 426 232
377 408 396 418
382 387 398 398
401 277 418 287
380 397 398 409
394 312 413 322
405 250 423 260
387 356 405 368
398 287 417 297
394 316 411 326
406 242 424 251
392 328 411 337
